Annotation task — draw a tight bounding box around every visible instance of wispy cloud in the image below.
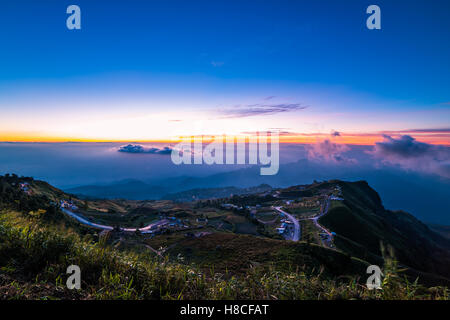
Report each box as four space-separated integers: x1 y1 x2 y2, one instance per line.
211 61 224 67
390 128 450 134
218 103 308 118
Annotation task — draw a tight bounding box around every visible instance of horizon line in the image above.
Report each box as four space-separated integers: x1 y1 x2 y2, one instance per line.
1 136 449 146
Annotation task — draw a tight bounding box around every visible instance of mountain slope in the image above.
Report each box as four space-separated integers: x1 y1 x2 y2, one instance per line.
318 180 450 282
2 173 450 297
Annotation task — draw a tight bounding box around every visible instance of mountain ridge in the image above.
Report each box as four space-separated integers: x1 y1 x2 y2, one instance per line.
1 173 450 289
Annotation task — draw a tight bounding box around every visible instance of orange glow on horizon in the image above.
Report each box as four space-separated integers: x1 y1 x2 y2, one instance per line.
1 133 449 146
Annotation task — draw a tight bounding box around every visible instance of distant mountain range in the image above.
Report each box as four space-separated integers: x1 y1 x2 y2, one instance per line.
65 179 167 200
3 174 450 287
64 160 450 224
162 184 273 202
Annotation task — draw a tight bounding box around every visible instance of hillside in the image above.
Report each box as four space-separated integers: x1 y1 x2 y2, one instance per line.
1 174 449 299
61 161 450 224
318 180 450 283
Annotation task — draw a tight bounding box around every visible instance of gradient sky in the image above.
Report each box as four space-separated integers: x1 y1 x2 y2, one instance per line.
0 0 449 144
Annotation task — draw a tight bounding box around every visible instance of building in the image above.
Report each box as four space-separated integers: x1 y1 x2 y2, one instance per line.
276 227 286 234
60 199 78 211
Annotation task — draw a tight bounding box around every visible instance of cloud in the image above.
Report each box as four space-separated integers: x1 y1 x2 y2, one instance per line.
118 144 173 155
373 135 432 157
218 103 308 118
389 128 450 134
306 140 354 163
211 61 224 67
370 135 450 178
411 128 450 133
331 131 341 137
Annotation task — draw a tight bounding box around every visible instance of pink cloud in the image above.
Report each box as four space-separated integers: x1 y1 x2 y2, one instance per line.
306 140 355 163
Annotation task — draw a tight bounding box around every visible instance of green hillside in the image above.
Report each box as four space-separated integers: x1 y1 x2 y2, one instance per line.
0 174 449 300
319 180 450 285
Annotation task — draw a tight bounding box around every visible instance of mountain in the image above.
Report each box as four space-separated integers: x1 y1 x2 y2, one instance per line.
428 224 450 240
62 160 450 224
2 173 450 299
317 180 450 284
65 179 167 200
63 175 450 285
161 184 272 202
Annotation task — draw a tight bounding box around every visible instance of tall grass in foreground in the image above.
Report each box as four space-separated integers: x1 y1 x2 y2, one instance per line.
0 210 448 300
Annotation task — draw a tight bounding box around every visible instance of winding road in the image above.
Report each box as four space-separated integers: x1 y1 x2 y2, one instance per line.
273 206 300 241
273 196 334 246
312 198 333 238
304 197 334 247
61 207 168 233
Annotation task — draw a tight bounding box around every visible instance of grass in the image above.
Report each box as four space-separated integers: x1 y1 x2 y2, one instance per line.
224 214 259 235
256 211 278 222
1 175 449 300
319 182 450 284
1 209 449 300
80 209 159 228
301 219 322 244
286 206 320 218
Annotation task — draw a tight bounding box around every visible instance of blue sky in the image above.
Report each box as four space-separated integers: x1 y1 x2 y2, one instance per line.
1 0 449 99
0 0 449 142
0 1 449 222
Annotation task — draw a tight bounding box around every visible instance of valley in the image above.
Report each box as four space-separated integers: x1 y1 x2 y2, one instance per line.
1 173 450 299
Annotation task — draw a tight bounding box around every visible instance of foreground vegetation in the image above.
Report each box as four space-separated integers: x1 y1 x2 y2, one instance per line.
1 174 449 300
0 210 449 300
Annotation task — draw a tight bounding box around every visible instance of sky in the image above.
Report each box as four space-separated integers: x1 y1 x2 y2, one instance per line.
0 0 449 144
0 1 449 223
